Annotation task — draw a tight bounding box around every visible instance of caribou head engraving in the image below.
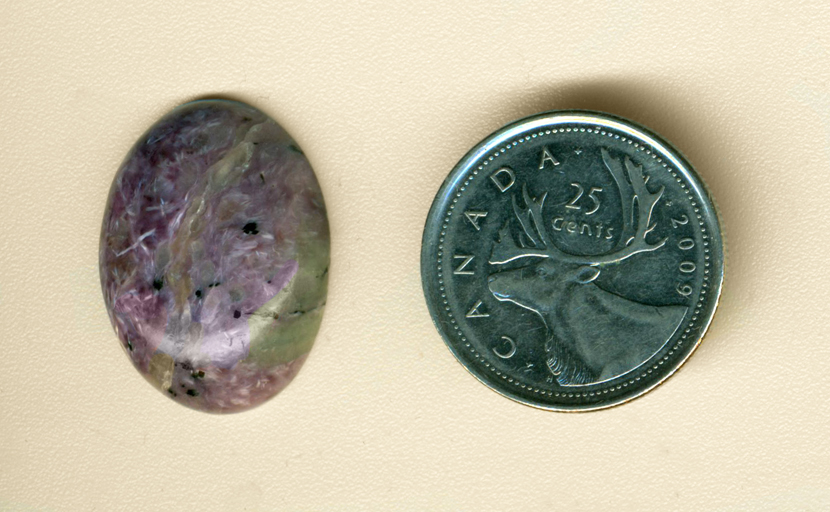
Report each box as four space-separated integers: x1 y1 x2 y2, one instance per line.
487 149 687 386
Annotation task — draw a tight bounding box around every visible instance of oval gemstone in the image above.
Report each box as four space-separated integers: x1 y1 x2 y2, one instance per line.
100 100 329 413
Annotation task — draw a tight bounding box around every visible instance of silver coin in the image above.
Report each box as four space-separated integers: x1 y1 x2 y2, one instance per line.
421 110 724 411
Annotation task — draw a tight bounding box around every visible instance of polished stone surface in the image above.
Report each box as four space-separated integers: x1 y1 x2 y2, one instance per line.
100 100 329 413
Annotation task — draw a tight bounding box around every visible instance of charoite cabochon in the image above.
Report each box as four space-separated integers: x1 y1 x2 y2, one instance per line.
100 100 329 413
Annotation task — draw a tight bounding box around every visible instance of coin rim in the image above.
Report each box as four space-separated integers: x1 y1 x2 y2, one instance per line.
421 109 724 412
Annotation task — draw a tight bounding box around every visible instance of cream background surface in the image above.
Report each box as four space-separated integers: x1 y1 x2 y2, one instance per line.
1 1 829 510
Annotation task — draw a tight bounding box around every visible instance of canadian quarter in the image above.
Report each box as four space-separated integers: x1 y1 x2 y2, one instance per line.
421 110 724 411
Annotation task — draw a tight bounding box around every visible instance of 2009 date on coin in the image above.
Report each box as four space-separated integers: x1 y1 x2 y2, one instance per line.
421 110 723 411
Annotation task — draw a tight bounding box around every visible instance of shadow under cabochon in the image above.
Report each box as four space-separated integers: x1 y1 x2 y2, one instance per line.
100 100 329 413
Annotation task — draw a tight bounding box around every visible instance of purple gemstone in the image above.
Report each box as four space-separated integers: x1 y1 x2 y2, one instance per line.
100 100 329 413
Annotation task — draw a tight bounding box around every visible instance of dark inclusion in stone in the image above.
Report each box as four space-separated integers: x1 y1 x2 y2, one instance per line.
100 100 330 413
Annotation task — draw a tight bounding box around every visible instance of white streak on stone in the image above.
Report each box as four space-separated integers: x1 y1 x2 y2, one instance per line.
115 229 156 257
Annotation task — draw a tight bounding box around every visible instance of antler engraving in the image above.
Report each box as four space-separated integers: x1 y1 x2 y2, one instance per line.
593 148 667 264
489 149 667 267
